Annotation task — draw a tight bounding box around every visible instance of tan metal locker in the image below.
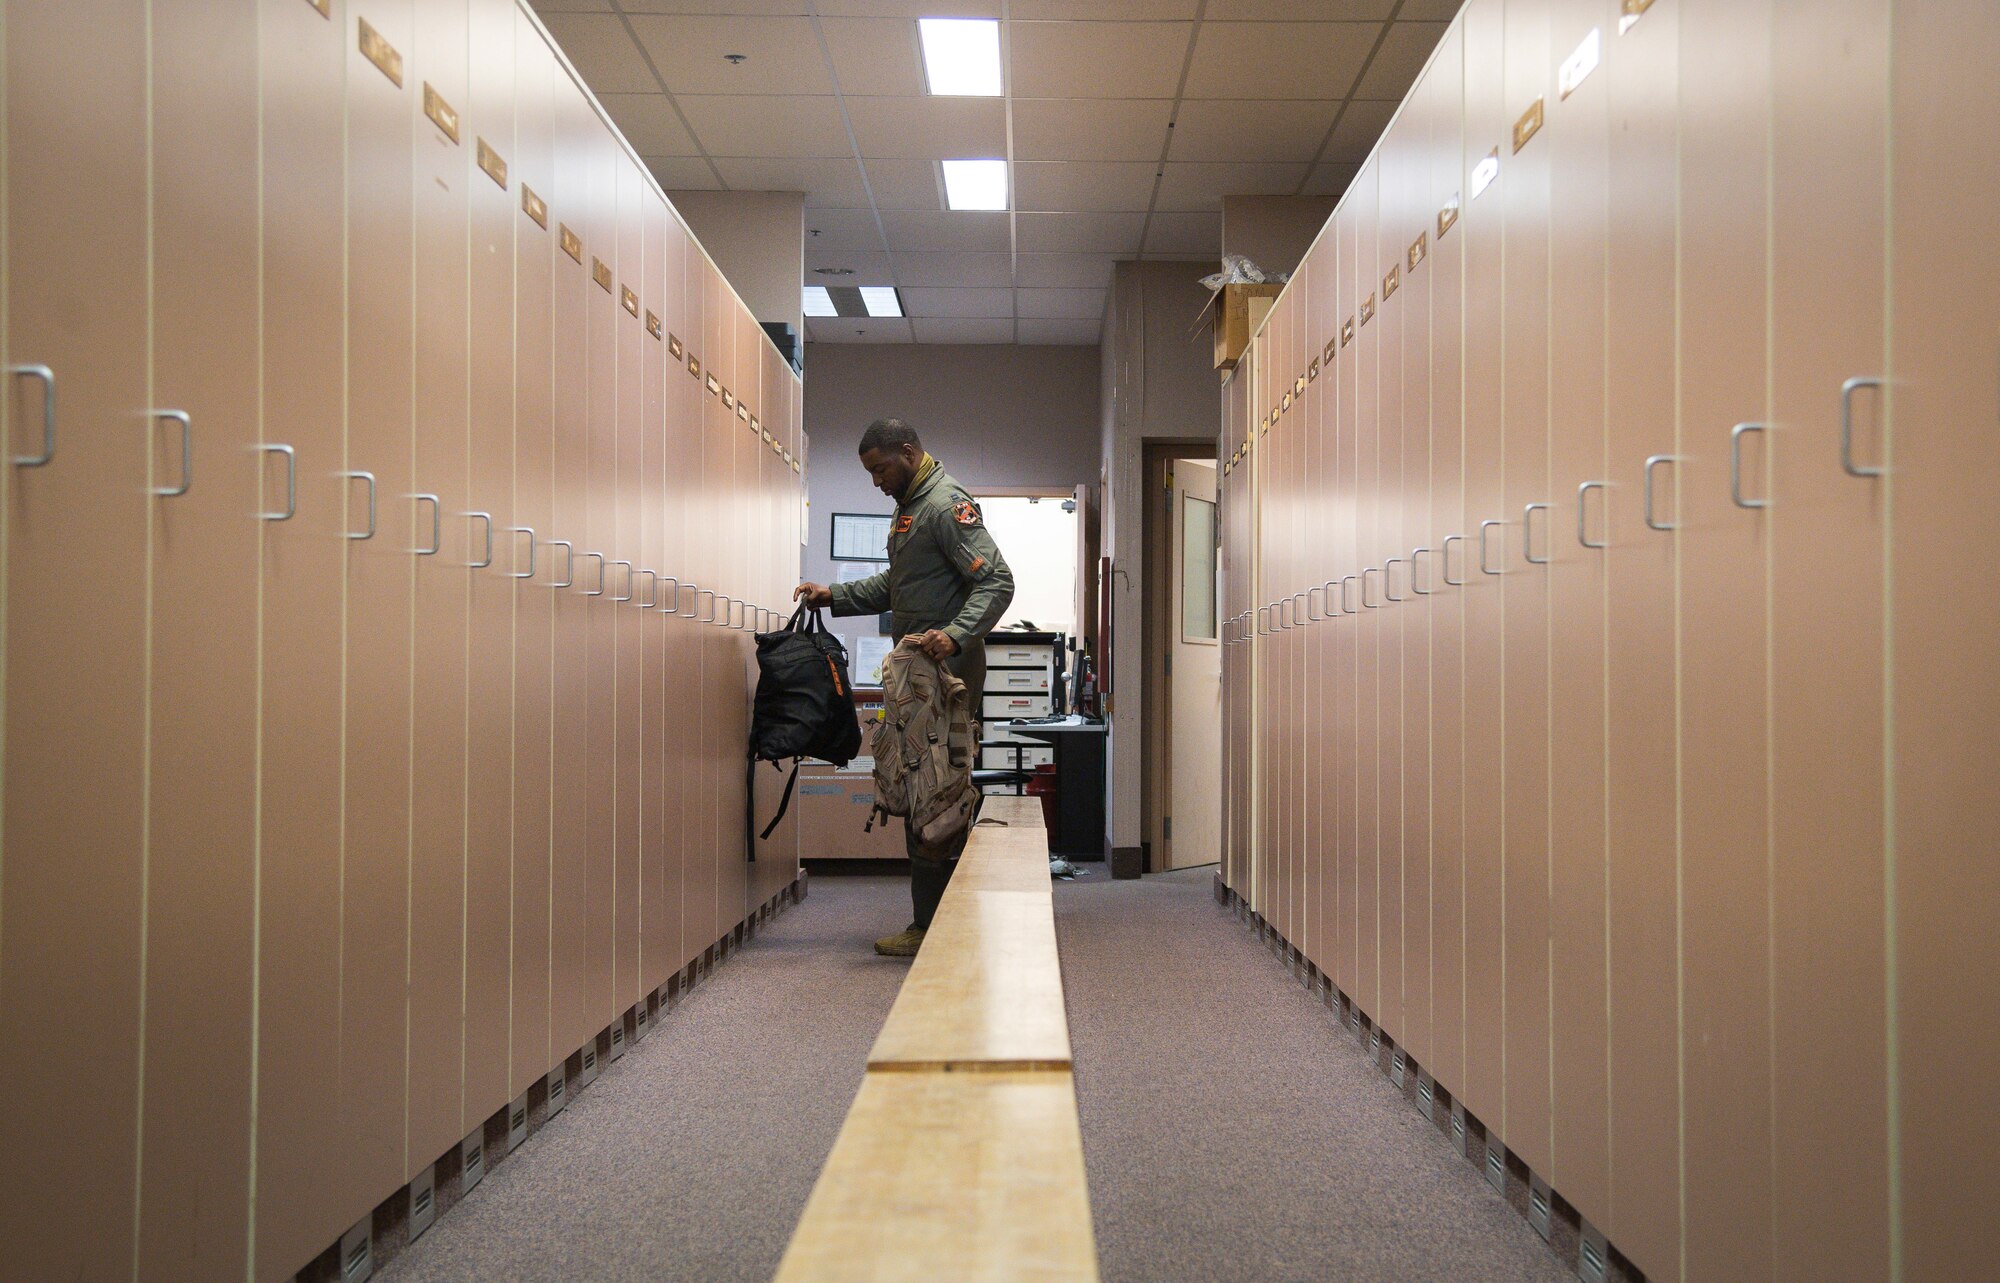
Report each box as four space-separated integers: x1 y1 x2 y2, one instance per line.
1456 0 1507 1131
1305 235 1334 975
135 0 263 1274
339 0 418 1250
583 114 619 1039
1373 142 1408 1044
699 255 728 949
639 192 672 997
718 301 753 934
1601 3 1684 1272
510 14 559 1096
1887 3 2000 1275
1499 0 1553 1174
408 0 475 1172
1543 0 1612 1230
1675 0 1775 1273
0 1 151 1273
1333 198 1359 1000
464 0 521 1129
683 246 719 965
613 157 645 1017
664 221 699 977
258 0 361 1270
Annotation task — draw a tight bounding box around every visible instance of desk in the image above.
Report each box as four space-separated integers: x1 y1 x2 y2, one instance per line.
1006 716 1108 865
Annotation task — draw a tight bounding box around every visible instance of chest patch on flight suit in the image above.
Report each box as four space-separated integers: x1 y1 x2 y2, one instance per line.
953 500 982 527
894 514 914 534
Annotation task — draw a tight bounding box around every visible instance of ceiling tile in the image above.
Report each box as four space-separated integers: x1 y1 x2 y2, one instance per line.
529 0 615 12
912 318 1016 343
1017 317 1102 345
1301 161 1359 197
863 158 946 210
1143 210 1221 255
649 157 723 189
819 18 925 97
539 13 661 94
892 252 1015 287
1014 162 1157 213
717 156 869 206
1013 98 1172 162
1017 211 1145 254
674 95 853 156
1010 21 1191 99
619 1 807 13
1397 0 1467 20
879 210 1011 252
1155 161 1308 211
598 93 698 155
802 207 884 247
1183 21 1378 100
1012 0 1197 16
1169 98 1338 163
811 0 1000 16
1323 99 1398 165
901 286 1016 318
1204 0 1394 18
808 316 915 342
805 249 896 285
1017 287 1106 320
1354 21 1450 100
846 96 1007 159
627 16 832 95
1014 253 1117 289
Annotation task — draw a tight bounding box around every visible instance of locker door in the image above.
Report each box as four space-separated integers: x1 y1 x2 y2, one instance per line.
683 247 718 965
1356 158 1385 1026
464 0 520 1127
1601 3 1683 1272
613 158 644 1016
1304 245 1331 974
1887 4 2000 1276
1676 0 1775 1273
340 0 417 1248
1333 201 1359 1000
1423 21 1467 1101
1455 0 1507 1132
136 0 262 1274
1545 0 1612 1230
0 1 151 1273
407 0 474 1172
639 192 671 996
700 256 727 951
664 219 697 977
258 0 357 1270
719 303 752 934
549 73 594 1068
1499 0 1553 1174
1374 142 1407 1044
511 14 558 1094
582 115 618 1039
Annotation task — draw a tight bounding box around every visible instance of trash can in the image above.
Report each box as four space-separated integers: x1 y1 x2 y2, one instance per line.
1025 763 1058 833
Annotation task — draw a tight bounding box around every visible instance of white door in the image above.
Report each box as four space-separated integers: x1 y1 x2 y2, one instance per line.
1167 460 1222 868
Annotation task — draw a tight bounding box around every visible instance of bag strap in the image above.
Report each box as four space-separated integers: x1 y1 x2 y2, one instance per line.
758 759 801 842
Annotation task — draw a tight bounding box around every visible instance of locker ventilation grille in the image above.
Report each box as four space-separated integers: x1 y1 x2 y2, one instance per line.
1580 1233 1608 1283
1528 1183 1552 1239
511 1107 526 1131
1485 1147 1507 1192
549 1076 566 1103
582 1048 597 1070
413 1186 432 1217
465 1144 483 1175
341 1225 373 1281
1390 1050 1406 1086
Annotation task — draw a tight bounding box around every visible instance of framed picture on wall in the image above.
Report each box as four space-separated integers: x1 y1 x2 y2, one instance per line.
831 512 893 562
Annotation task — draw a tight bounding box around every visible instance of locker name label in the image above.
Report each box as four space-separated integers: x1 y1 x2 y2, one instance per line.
358 18 403 88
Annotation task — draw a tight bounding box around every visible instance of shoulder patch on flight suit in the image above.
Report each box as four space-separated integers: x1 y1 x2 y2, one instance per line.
952 499 982 527
894 513 914 534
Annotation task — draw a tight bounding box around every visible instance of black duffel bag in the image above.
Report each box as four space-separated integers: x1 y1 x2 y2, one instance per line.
749 603 863 840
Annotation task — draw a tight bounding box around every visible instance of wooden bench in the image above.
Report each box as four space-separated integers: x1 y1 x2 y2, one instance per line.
774 795 1098 1282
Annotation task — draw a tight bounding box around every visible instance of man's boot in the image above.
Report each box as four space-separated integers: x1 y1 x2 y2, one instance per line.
874 925 925 957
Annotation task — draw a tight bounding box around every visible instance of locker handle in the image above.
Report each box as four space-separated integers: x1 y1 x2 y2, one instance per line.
546 539 573 589
260 445 298 521
658 576 683 615
716 595 736 629
1841 376 1885 479
581 552 607 597
1306 585 1325 622
1442 535 1466 586
1576 482 1607 549
696 588 716 622
467 512 494 568
1643 455 1678 531
611 559 634 602
1730 423 1770 509
150 410 193 497
1362 567 1382 607
1340 574 1359 614
1275 598 1289 631
1479 520 1505 575
1522 503 1550 564
508 526 536 578
1256 604 1269 637
1293 592 1311 626
342 471 378 540
1411 548 1433 595
8 363 55 467
1385 557 1406 601
413 493 442 553
636 569 658 608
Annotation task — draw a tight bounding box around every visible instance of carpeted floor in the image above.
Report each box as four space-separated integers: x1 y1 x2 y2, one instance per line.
1055 865 1573 1283
378 875 914 1283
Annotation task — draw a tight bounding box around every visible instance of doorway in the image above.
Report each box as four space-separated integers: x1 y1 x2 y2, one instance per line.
1143 446 1221 872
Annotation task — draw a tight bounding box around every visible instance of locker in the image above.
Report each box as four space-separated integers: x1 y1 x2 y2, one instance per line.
340 0 418 1247
1373 135 1407 1045
1304 237 1332 975
614 156 645 1017
0 1 152 1274
1354 161 1383 1023
258 0 360 1270
662 218 698 977
135 0 263 1275
640 191 673 996
683 246 719 965
583 110 619 1037
1332 197 1359 999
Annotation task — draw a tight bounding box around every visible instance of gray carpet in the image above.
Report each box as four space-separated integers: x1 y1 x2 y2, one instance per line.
378 875 913 1283
1055 865 1573 1283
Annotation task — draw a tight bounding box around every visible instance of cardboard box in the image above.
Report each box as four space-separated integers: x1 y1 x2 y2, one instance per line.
1212 282 1283 371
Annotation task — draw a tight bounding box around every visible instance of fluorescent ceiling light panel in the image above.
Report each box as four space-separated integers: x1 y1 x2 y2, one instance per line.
804 285 838 317
942 158 1008 211
918 18 1002 96
860 286 904 318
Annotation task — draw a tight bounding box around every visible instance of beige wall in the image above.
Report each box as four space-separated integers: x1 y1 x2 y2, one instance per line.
1221 194 1338 280
665 188 805 341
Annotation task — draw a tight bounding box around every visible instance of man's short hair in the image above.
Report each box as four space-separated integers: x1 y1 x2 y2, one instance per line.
859 417 922 456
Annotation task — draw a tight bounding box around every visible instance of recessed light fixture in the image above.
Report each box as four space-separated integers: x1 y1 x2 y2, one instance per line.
1470 148 1500 199
860 286 904 318
804 285 837 317
813 266 855 276
942 158 1008 211
918 18 1002 96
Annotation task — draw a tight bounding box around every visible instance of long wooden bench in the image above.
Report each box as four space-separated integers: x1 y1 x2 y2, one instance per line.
774 795 1099 1282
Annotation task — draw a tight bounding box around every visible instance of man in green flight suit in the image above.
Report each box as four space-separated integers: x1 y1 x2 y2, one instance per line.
794 418 1015 957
